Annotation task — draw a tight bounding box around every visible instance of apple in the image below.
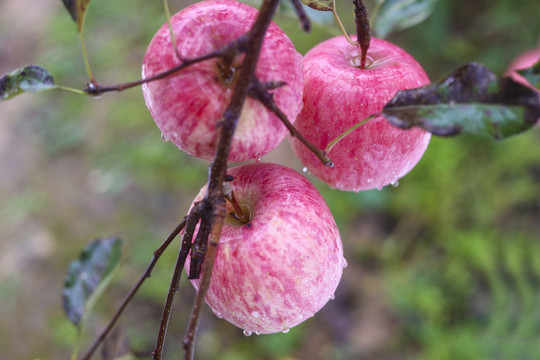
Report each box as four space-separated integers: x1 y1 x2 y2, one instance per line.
142 0 304 162
290 36 431 192
186 162 345 334
505 46 540 92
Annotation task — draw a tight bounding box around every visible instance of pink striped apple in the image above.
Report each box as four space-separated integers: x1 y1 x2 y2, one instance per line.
186 162 345 334
290 36 431 192
142 0 304 162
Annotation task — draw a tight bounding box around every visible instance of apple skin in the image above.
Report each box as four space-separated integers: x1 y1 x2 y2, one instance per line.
142 0 304 162
186 162 345 334
505 47 540 92
290 36 431 192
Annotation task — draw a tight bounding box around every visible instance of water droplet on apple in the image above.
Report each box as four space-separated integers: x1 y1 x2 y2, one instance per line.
391 181 399 188
161 133 168 141
243 330 252 337
282 328 290 334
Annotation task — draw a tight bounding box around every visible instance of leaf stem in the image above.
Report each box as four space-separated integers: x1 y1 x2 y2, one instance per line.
325 114 376 153
79 14 95 82
56 85 88 96
332 0 358 46
163 0 182 60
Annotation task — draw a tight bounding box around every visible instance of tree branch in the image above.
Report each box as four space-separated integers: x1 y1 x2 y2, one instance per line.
181 0 283 358
248 80 334 167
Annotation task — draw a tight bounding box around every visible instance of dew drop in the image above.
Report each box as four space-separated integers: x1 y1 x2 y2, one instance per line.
302 167 308 173
161 133 168 142
215 312 222 319
255 330 261 336
342 258 348 268
376 186 383 191
282 328 290 334
330 294 335 300
391 181 399 188
243 330 252 337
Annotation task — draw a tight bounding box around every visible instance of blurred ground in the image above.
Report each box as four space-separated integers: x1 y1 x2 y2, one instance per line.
1 0 540 359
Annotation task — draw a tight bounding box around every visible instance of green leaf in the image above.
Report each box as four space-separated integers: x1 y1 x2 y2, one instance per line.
374 0 439 38
382 63 540 139
62 237 123 326
517 59 540 90
0 65 56 101
61 0 91 31
301 0 333 12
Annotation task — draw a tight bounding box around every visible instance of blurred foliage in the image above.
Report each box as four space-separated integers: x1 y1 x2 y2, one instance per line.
0 0 540 359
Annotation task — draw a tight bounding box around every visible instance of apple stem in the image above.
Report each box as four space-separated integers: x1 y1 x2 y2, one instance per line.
80 217 187 360
225 189 250 223
354 0 371 69
325 114 377 154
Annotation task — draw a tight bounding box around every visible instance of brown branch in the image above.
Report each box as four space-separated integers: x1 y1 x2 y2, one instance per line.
80 217 187 360
181 0 283 358
289 0 311 32
83 40 246 96
248 80 334 167
182 202 225 360
152 207 202 360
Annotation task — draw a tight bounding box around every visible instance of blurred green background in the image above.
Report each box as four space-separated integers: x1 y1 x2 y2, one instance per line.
0 0 539 359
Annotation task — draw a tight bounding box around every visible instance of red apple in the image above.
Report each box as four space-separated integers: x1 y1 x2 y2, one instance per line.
186 162 345 334
505 46 540 92
142 0 304 162
290 36 431 192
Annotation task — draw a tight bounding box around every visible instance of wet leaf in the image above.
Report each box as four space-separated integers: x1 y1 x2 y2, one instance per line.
62 237 123 326
301 0 333 12
517 59 540 90
0 65 56 101
382 63 540 139
61 0 91 31
374 0 439 38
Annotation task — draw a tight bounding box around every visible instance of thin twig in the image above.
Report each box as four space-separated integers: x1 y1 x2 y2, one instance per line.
152 209 202 360
80 217 187 360
248 81 334 167
289 0 311 32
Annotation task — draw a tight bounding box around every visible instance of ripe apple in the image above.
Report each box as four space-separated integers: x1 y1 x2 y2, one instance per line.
186 162 345 334
142 0 304 162
505 46 540 92
290 36 431 192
